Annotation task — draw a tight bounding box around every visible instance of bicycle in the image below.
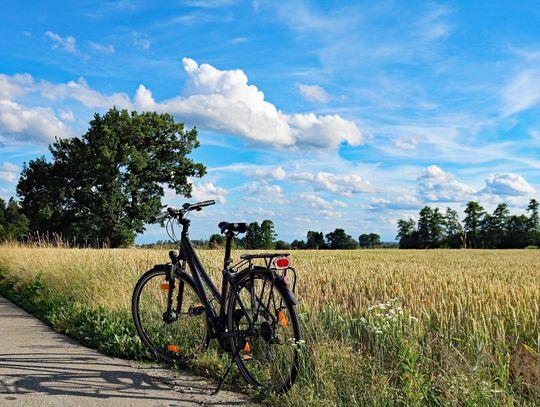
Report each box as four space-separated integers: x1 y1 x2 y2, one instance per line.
132 200 302 394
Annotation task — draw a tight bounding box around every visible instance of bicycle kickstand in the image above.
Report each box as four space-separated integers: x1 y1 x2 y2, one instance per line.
212 339 245 395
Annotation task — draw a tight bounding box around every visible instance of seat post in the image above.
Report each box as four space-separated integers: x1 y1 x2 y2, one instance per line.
223 233 234 269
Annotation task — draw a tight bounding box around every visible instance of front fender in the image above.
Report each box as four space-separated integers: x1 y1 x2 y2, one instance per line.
152 263 194 286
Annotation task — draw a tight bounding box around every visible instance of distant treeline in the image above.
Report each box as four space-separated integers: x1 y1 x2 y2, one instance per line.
396 199 539 249
140 220 396 250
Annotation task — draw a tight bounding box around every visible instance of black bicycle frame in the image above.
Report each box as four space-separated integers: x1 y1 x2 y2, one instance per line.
176 218 253 338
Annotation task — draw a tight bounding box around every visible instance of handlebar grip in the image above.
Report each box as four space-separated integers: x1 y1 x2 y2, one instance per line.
197 200 215 207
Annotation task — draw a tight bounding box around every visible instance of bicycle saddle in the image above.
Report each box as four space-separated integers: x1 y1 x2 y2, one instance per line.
218 222 248 234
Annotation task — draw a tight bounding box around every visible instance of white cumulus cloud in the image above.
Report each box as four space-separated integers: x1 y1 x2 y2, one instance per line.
290 170 372 196
0 100 72 143
240 182 288 204
253 166 287 180
0 162 19 183
481 173 535 196
191 182 228 203
0 74 31 100
39 77 132 110
301 193 347 210
137 58 363 150
417 165 475 202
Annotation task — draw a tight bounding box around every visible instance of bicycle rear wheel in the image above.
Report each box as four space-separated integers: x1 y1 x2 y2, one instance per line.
132 267 209 363
227 268 302 393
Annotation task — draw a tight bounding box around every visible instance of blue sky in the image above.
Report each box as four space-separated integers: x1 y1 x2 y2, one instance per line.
1 1 539 243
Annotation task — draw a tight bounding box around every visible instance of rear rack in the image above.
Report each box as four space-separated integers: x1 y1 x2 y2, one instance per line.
230 253 297 298
239 253 290 260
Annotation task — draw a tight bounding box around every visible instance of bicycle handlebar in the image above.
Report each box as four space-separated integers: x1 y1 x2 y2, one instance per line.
150 200 216 223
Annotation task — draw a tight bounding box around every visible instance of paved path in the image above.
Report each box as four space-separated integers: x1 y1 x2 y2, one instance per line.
0 296 252 406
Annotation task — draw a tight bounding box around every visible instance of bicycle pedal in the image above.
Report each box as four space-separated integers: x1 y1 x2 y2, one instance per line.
242 354 253 361
188 303 205 316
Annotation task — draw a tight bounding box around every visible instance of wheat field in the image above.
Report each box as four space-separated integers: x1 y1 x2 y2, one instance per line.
1 245 539 406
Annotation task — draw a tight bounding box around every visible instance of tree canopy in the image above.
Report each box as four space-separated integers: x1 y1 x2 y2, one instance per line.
17 108 205 247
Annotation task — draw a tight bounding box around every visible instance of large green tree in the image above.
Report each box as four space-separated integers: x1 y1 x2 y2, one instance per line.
260 220 276 249
243 220 276 249
325 228 358 249
464 201 485 248
488 203 510 248
358 233 381 248
444 207 464 248
396 218 419 249
17 108 205 247
416 206 444 248
306 231 326 249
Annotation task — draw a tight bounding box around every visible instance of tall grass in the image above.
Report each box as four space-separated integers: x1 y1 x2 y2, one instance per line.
0 244 539 405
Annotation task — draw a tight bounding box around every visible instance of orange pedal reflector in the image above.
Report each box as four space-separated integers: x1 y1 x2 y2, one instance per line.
278 310 288 328
160 283 170 291
167 345 180 353
242 355 253 361
244 341 251 353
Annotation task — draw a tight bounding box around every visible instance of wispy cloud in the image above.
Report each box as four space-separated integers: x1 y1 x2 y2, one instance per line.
296 83 330 103
44 31 79 54
90 42 116 54
501 69 540 116
229 36 248 44
185 0 235 8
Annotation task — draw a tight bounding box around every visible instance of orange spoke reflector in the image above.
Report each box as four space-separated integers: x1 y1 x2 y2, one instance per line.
244 341 251 353
278 310 288 328
160 283 170 291
167 345 180 353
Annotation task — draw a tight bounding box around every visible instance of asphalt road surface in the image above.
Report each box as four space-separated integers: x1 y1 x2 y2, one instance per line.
0 295 252 406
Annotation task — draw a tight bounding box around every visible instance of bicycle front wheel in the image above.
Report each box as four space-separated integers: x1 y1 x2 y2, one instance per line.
132 267 209 363
227 268 302 393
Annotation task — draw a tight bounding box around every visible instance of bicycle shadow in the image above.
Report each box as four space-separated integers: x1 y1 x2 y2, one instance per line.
0 352 251 406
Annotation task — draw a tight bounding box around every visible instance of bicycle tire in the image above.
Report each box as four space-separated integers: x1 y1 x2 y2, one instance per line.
227 267 302 393
132 267 209 364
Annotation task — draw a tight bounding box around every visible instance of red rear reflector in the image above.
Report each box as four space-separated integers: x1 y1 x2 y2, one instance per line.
275 257 290 268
